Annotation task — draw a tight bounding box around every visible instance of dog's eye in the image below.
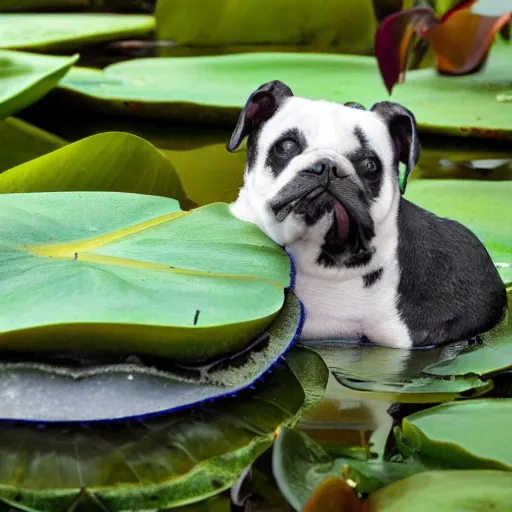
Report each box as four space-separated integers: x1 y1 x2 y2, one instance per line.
361 157 380 176
275 138 300 157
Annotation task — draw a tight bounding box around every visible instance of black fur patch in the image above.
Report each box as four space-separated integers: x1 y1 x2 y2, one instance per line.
396 198 507 347
347 127 383 200
363 268 383 287
265 127 307 177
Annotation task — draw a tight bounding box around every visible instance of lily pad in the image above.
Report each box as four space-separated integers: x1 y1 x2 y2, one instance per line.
396 399 512 470
0 347 328 512
0 117 66 173
0 14 154 52
0 50 77 119
0 131 191 208
368 470 512 512
273 427 425 511
155 0 376 55
0 193 290 362
303 340 495 403
57 41 512 137
0 292 304 422
406 180 512 284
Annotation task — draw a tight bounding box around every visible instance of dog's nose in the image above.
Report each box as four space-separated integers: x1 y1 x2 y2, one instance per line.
310 158 339 177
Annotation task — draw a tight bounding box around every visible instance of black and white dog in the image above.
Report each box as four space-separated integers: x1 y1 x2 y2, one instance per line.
228 80 507 349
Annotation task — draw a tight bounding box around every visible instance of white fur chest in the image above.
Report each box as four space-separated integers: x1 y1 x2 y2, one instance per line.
289 215 413 349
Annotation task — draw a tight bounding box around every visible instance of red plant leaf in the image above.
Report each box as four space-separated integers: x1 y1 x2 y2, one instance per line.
375 7 438 94
424 9 512 74
303 476 368 512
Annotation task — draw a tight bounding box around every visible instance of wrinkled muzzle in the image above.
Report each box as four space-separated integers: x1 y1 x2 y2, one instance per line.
269 166 375 255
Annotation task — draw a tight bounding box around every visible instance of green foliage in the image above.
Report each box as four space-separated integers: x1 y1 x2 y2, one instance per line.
57 42 512 138
0 117 66 173
155 0 376 55
0 50 77 119
368 470 512 511
0 347 328 512
0 131 191 207
273 427 425 511
396 399 512 470
0 192 290 362
0 14 154 51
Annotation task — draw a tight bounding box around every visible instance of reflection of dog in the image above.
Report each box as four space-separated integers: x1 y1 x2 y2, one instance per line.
228 81 507 348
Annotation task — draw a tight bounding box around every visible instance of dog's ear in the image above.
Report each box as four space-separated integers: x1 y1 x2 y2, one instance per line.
371 101 420 194
227 80 293 152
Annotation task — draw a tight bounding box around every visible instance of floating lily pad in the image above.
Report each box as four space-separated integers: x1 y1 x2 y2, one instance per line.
0 131 191 208
0 50 77 119
333 374 492 402
0 14 154 52
0 347 328 511
155 0 376 55
396 399 512 470
302 340 495 402
273 427 425 512
406 180 512 284
0 292 303 422
0 193 290 362
57 41 512 137
0 117 66 173
368 470 512 512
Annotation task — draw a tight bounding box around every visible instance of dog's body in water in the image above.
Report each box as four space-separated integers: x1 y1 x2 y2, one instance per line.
228 81 507 349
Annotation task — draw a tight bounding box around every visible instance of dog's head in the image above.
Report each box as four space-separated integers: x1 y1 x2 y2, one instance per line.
229 80 420 268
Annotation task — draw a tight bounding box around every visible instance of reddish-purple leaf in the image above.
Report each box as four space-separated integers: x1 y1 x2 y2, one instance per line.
375 7 438 94
425 8 512 74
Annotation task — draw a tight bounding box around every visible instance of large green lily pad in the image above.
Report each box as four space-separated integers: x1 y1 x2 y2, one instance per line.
0 117 66 173
57 41 511 137
406 180 512 284
0 50 77 119
0 192 290 362
368 470 512 512
0 14 154 52
155 0 376 55
0 347 328 512
0 131 191 208
396 399 512 470
0 292 304 422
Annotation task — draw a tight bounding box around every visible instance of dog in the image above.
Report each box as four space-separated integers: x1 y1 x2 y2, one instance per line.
227 80 507 349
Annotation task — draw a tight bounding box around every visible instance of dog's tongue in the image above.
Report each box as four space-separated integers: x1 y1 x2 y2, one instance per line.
334 202 350 243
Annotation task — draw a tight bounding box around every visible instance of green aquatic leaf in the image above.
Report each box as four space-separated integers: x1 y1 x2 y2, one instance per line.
304 341 494 403
273 427 425 511
0 117 66 173
0 131 191 208
333 374 492 403
0 14 154 52
367 470 512 512
396 399 512 470
0 50 77 119
0 192 290 362
0 292 303 422
406 180 512 284
57 41 512 137
155 0 376 55
0 347 328 512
